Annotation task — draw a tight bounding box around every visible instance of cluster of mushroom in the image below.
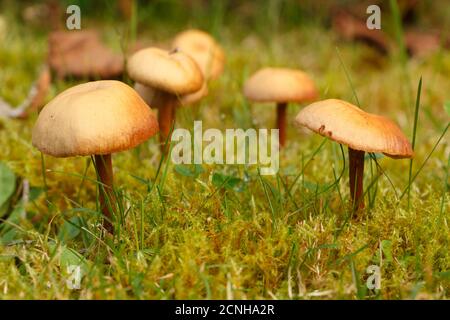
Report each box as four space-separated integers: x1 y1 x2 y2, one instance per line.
32 29 226 234
128 29 225 153
242 67 412 211
32 28 414 235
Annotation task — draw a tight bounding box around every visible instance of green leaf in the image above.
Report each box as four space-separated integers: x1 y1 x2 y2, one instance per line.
0 202 25 245
0 161 16 209
58 216 83 242
174 164 205 178
48 242 89 274
212 172 242 191
444 101 450 117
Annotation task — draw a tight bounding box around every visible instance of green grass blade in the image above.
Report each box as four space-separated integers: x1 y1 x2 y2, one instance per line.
400 122 450 200
336 47 361 107
389 0 407 64
407 77 422 209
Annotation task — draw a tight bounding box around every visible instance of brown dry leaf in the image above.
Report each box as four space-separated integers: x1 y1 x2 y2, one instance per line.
48 30 124 79
405 30 442 57
332 10 390 54
22 0 62 30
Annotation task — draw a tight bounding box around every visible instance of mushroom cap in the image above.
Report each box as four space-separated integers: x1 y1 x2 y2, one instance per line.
127 47 203 95
180 81 209 106
243 67 318 103
295 99 413 158
172 29 225 80
32 80 159 157
134 81 208 107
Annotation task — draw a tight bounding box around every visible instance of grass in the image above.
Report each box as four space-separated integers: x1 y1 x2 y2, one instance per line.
0 1 449 299
407 77 422 210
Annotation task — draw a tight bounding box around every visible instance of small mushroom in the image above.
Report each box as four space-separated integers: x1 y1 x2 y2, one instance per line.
295 99 413 211
172 29 225 81
244 67 318 147
134 79 208 107
179 81 209 106
32 80 159 233
127 47 203 152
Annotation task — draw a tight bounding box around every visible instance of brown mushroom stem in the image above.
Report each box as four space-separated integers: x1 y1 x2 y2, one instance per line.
157 91 177 154
348 147 365 211
276 102 287 147
94 154 115 233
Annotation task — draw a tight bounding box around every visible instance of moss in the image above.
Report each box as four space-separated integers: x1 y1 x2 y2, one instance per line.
0 2 449 299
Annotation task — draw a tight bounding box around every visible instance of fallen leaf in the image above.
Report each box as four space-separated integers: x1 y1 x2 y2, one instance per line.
405 30 443 57
332 10 390 54
22 0 62 30
48 30 124 79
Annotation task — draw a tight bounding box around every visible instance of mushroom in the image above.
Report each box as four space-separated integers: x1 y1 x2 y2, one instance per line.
244 67 318 147
32 80 159 233
127 47 203 153
134 79 208 107
179 81 209 106
295 99 413 210
172 29 225 81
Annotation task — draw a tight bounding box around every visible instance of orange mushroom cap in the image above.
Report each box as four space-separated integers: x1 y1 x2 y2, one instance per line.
172 29 225 80
32 80 159 157
295 99 414 159
243 67 318 104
